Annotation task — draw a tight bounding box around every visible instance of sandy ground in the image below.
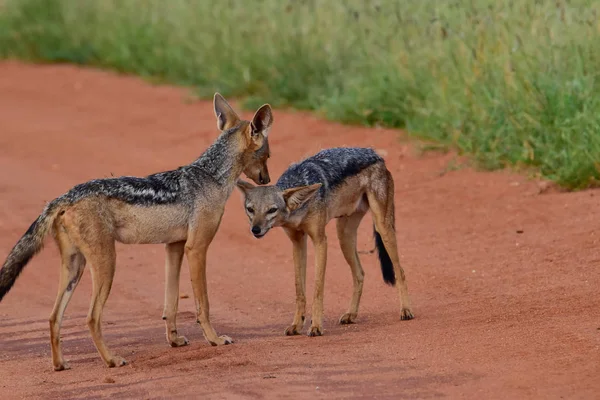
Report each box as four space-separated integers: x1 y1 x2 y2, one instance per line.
0 61 598 399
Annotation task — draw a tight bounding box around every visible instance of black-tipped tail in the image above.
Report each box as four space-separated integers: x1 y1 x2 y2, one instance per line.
374 227 396 286
0 200 62 301
0 218 41 300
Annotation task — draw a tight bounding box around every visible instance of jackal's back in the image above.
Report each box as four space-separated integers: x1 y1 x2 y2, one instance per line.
61 164 217 207
276 147 383 196
65 172 180 206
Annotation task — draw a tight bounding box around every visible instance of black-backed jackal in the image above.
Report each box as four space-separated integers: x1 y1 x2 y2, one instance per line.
236 147 413 337
0 94 274 370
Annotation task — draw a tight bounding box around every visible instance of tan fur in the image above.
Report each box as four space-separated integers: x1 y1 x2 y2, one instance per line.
41 94 274 370
238 162 413 337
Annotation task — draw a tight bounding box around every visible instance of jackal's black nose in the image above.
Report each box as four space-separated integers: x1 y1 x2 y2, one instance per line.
251 226 261 235
258 174 269 185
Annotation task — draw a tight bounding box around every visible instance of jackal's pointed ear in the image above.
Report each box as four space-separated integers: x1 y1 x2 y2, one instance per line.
236 179 255 195
282 183 322 211
214 93 241 131
250 104 273 138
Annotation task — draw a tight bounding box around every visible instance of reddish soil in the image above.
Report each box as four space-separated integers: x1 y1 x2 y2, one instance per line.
0 61 598 400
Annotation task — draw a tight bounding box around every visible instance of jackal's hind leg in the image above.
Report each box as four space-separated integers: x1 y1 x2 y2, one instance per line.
367 180 413 321
336 210 367 325
49 228 86 371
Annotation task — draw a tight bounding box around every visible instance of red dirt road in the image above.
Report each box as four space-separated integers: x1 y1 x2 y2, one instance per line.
0 61 598 399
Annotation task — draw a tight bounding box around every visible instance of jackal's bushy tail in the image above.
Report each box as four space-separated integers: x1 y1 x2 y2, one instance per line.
0 198 65 301
373 169 397 286
374 228 396 286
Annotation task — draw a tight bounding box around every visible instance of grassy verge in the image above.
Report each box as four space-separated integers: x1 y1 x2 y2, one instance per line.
1 0 599 189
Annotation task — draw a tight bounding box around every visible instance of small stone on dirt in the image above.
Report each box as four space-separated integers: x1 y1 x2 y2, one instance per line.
516 230 524 234
103 377 115 384
180 293 189 299
263 375 276 379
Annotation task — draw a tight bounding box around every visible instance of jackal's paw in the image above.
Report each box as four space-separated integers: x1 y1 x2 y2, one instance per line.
284 324 301 336
169 335 190 347
53 361 70 371
400 308 414 321
307 326 323 337
209 335 234 346
107 356 127 368
339 313 357 325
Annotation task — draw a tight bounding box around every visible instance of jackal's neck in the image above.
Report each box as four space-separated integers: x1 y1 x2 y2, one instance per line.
192 131 243 186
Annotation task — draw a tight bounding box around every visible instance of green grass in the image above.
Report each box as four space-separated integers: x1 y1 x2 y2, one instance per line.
1 0 599 189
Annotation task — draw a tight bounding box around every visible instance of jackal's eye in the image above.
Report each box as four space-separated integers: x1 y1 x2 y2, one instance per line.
267 207 278 214
246 206 254 214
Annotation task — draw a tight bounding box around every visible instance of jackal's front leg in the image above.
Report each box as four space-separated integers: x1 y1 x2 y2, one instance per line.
163 241 189 347
308 233 327 337
284 229 307 336
185 217 232 346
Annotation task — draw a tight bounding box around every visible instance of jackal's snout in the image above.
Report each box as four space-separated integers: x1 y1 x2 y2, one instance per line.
251 225 267 238
258 171 270 185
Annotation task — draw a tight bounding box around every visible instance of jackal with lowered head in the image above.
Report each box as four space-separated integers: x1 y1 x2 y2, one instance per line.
0 93 273 370
236 147 413 337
